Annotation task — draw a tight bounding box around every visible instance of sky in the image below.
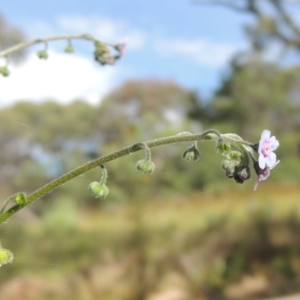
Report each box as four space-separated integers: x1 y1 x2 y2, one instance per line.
0 0 251 108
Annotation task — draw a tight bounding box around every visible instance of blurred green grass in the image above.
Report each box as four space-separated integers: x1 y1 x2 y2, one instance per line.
1 183 300 300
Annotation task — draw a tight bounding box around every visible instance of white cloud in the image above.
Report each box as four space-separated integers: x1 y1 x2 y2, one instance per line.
56 15 146 51
155 37 241 67
0 51 118 108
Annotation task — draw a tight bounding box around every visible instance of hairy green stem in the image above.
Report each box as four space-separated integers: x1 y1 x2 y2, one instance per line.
0 34 112 58
0 129 221 224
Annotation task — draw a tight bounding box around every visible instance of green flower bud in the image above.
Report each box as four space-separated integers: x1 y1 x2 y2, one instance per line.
222 151 243 179
0 66 10 77
89 182 109 199
14 193 27 205
0 248 13 267
37 50 48 60
94 53 116 65
226 151 242 161
136 159 155 174
182 145 200 161
221 160 236 178
94 41 110 54
216 139 231 155
64 45 74 53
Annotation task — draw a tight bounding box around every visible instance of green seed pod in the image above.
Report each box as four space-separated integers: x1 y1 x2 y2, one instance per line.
136 159 155 174
37 50 48 60
0 248 13 267
14 193 27 205
0 66 10 77
88 182 109 199
182 145 200 161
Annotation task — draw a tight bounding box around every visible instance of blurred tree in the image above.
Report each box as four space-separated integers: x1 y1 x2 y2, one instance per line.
195 0 300 56
188 57 300 144
189 0 300 179
0 80 211 209
96 79 209 202
98 79 196 143
0 12 26 62
0 100 101 200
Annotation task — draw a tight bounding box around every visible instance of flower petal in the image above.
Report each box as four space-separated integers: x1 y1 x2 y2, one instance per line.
270 138 279 151
261 130 271 140
265 152 276 168
259 154 266 169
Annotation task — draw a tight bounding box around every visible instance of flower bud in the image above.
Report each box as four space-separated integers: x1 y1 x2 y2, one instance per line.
222 151 244 179
238 166 251 181
216 139 231 155
0 248 13 267
64 45 74 53
227 151 242 161
88 182 109 199
14 193 27 205
0 66 9 77
221 160 236 178
37 50 48 59
136 160 155 174
94 53 116 65
94 41 110 54
114 41 127 58
233 166 251 184
182 145 200 161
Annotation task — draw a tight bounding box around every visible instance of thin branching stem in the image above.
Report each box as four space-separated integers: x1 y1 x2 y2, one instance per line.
0 129 222 224
0 34 113 57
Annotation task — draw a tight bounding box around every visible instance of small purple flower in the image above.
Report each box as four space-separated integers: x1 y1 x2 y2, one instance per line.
258 130 279 169
254 160 280 191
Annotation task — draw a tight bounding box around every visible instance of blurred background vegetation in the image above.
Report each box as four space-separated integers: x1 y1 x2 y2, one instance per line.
1 1 300 299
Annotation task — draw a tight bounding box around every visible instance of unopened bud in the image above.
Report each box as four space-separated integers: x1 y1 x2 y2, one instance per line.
227 151 242 161
64 45 74 53
88 182 109 199
222 151 244 179
94 53 116 65
216 139 231 155
14 193 27 205
238 166 251 181
0 248 13 267
233 166 251 184
0 66 9 77
222 160 235 178
136 160 155 174
94 41 110 54
37 50 48 60
114 41 127 58
182 145 200 161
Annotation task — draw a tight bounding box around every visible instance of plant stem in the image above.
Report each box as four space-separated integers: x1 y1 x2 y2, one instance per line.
0 34 112 57
0 129 221 224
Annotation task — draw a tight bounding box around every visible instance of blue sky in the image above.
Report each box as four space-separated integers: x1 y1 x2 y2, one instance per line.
0 0 251 107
